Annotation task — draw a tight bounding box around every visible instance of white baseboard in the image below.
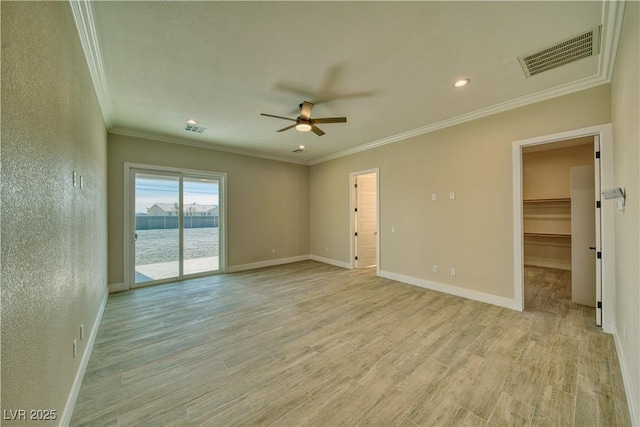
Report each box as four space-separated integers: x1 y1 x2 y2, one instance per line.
524 259 571 271
309 254 352 269
59 286 108 427
378 270 517 310
613 326 639 427
108 282 127 293
226 255 310 273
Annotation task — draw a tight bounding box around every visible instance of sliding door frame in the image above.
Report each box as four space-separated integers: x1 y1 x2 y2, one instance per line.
123 162 227 290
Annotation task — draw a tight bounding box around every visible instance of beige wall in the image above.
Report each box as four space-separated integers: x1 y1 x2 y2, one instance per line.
107 134 310 285
522 142 594 270
310 84 611 300
611 1 640 422
1 2 108 424
523 141 594 199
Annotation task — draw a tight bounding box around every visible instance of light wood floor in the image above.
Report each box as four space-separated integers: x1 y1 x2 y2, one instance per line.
71 261 631 426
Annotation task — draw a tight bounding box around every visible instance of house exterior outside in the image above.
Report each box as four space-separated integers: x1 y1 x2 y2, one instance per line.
147 203 218 216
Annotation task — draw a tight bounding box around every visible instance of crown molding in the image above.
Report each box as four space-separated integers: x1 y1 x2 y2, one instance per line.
308 75 609 165
71 0 624 168
69 0 113 129
109 128 308 166
600 0 626 82
308 0 623 165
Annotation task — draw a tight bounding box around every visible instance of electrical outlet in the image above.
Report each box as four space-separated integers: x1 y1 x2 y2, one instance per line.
450 268 456 276
433 265 438 273
72 171 77 187
73 339 77 358
325 246 329 252
431 193 437 201
449 192 455 200
80 324 84 341
271 248 276 254
391 225 396 232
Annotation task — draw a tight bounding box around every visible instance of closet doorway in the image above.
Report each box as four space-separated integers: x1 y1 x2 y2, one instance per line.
513 124 614 331
522 137 598 314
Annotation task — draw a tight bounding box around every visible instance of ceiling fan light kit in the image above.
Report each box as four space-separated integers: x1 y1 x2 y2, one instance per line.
295 122 312 132
261 101 347 136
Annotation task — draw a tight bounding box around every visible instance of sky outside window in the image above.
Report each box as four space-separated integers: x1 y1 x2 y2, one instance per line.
135 174 219 214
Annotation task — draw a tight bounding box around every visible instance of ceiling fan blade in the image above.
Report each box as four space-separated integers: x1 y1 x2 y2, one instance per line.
261 113 296 122
310 125 325 136
310 117 347 124
277 124 297 132
300 101 313 120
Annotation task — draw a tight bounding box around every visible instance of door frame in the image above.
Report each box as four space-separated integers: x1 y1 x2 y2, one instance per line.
123 162 227 290
512 124 614 333
349 168 380 273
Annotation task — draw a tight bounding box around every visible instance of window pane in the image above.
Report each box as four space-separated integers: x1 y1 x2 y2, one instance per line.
134 173 180 283
183 177 220 275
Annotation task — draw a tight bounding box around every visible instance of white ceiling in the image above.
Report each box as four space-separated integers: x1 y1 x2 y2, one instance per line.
71 1 623 165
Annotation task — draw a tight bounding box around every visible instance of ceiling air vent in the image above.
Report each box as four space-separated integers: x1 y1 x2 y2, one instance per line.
518 25 601 78
185 124 206 133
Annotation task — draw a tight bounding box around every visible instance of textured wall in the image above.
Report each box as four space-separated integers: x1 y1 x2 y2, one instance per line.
107 134 310 285
611 1 640 423
309 85 611 300
1 2 108 424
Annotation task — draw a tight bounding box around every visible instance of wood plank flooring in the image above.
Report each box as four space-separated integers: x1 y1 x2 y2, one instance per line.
71 262 631 426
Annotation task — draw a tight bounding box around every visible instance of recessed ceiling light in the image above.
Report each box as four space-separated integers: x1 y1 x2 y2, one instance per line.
299 145 306 150
186 119 198 125
453 79 470 88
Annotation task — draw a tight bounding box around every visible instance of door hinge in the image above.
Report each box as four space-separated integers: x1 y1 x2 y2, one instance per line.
597 251 602 259
597 200 601 208
597 301 602 309
355 183 358 188
355 232 358 236
595 151 601 159
355 256 358 261
355 208 358 212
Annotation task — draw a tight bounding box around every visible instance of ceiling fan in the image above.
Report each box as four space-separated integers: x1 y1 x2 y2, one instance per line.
261 101 347 136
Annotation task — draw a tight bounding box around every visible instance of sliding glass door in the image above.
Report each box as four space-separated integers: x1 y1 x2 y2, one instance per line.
131 168 222 287
134 173 181 284
183 177 220 275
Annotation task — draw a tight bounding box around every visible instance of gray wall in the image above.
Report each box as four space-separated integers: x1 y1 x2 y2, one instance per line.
1 2 108 424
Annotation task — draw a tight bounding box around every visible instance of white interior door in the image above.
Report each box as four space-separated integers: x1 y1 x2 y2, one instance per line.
570 164 596 307
356 173 377 268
